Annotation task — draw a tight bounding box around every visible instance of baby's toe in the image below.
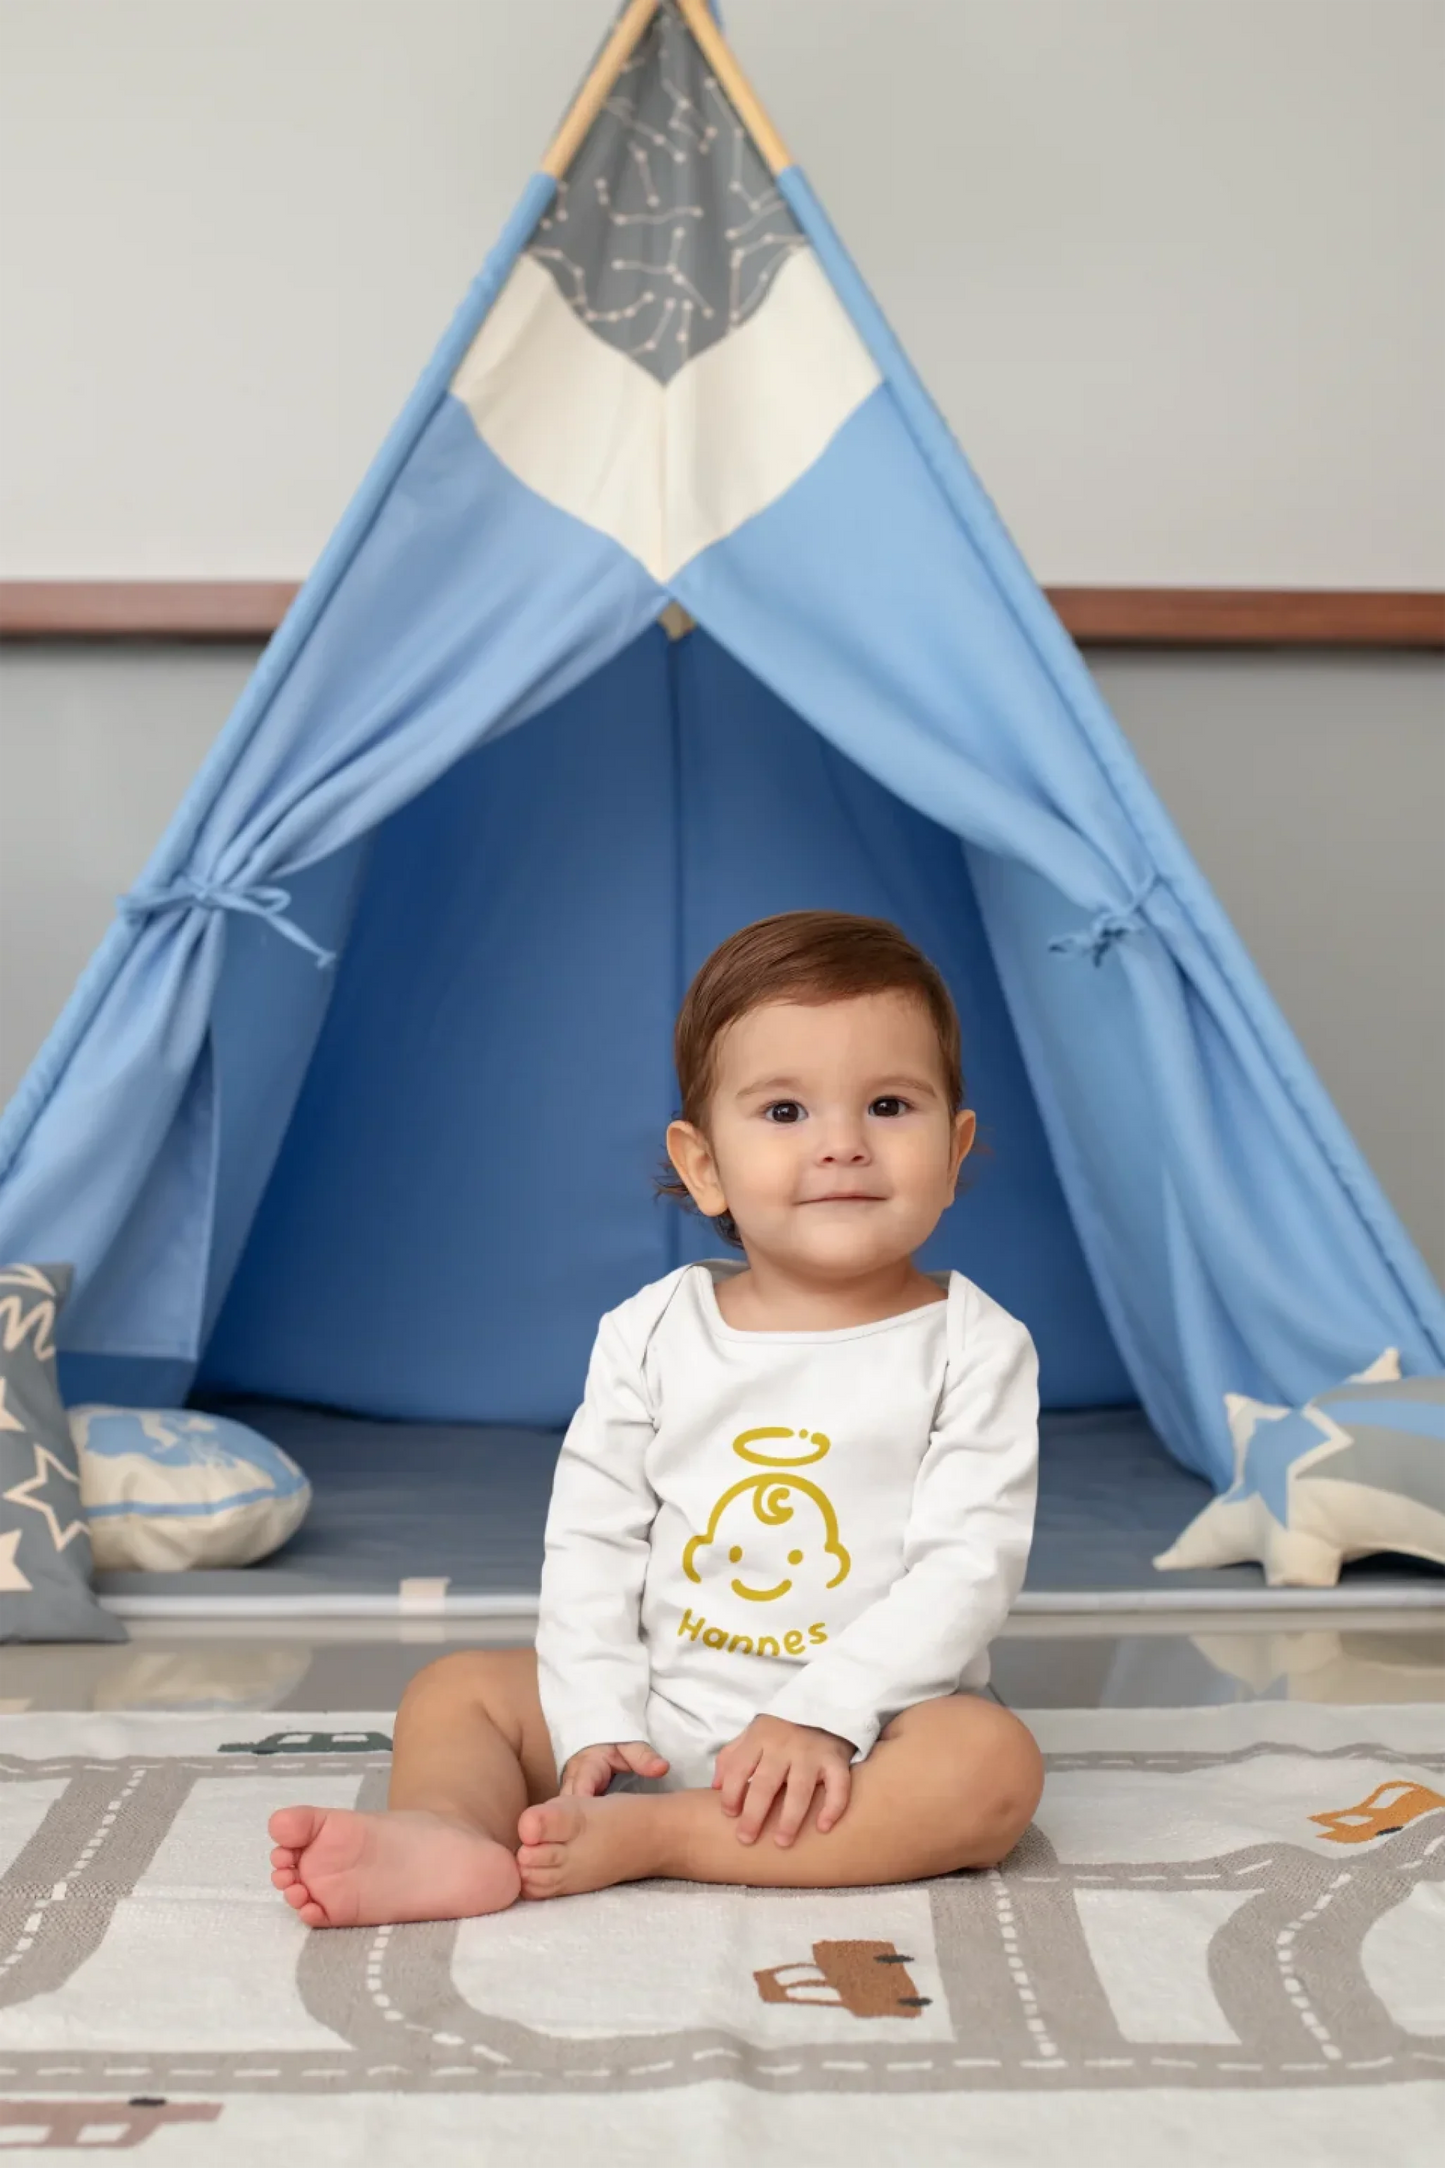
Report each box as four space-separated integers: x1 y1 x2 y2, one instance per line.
517 1796 579 1847
268 1805 324 1850
270 1844 298 1870
271 1866 298 1891
517 1842 565 1870
296 1899 330 1928
282 1880 315 1912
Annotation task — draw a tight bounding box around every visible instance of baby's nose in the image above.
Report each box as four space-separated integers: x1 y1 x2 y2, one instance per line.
818 1127 869 1162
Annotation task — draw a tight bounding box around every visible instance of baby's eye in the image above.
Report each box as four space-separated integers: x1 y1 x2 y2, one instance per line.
763 1101 804 1124
869 1096 911 1118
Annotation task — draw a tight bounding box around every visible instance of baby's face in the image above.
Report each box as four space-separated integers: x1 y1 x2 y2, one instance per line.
684 991 972 1279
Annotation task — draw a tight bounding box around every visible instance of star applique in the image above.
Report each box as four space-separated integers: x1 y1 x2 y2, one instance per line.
3 1443 86 1551
1223 1404 1344 1526
0 1528 32 1592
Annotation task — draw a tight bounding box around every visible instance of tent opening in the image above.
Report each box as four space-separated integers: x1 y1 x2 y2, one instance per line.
194 623 1130 1427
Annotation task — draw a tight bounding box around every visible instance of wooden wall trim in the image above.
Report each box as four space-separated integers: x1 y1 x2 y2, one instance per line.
1050 587 1445 649
1 580 1442 649
0 582 301 641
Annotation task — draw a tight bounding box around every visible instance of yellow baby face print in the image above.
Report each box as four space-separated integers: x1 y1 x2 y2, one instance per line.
682 1428 851 1605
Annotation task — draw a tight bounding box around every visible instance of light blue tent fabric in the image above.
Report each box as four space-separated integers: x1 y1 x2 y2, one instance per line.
1 1 1440 1487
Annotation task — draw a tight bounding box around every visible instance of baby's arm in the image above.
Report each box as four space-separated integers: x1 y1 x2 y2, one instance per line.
761 1285 1039 1758
536 1309 663 1779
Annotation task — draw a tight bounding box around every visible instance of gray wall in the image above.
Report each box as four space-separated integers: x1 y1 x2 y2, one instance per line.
1094 649 1445 1285
2 642 1440 1285
0 647 255 1100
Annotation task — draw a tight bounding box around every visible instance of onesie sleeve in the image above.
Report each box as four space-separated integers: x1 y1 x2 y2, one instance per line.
534 1306 660 1771
762 1282 1039 1757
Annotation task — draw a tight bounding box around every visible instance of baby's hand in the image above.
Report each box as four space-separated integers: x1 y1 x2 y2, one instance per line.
560 1741 669 1797
713 1715 853 1846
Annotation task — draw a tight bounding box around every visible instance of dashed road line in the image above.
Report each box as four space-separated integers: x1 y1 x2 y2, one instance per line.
1276 1872 1351 2063
0 1766 149 1979
990 1868 1061 2062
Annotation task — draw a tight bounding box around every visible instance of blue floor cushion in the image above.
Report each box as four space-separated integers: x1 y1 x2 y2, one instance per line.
71 1408 312 1571
1154 1350 1445 1587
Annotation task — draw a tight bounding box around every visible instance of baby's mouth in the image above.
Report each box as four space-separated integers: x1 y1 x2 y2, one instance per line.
731 1576 792 1602
799 1193 886 1206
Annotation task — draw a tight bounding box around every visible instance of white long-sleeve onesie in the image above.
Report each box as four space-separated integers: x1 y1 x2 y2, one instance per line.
535 1261 1038 1789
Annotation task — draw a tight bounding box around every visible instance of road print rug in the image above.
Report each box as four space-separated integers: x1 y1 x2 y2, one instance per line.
0 1704 1441 2164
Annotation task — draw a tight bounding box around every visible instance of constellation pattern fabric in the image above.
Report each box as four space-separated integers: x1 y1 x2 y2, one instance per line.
528 1 805 384
448 1 879 583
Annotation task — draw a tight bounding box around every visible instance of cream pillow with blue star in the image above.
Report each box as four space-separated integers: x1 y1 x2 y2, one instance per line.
1154 1350 1445 1588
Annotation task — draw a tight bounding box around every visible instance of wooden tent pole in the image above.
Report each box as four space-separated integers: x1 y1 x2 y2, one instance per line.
675 0 792 175
541 0 662 179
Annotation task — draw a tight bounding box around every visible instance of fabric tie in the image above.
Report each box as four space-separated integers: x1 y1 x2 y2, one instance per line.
119 877 336 969
1049 873 1160 968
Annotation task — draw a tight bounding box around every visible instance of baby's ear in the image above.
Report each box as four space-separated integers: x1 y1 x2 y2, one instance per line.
952 1108 977 1169
666 1120 728 1218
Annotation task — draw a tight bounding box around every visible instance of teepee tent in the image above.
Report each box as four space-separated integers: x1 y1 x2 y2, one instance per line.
2 0 1440 1527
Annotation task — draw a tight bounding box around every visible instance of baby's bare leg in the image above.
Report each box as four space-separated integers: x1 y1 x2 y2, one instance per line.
269 1649 555 1927
517 1694 1042 1899
388 1647 558 1833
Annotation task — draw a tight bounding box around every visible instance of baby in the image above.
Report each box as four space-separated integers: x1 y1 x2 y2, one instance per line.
268 910 1043 1925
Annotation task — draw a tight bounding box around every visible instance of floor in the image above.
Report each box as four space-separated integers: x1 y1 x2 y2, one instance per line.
5 1610 1442 1715
95 1402 1445 1609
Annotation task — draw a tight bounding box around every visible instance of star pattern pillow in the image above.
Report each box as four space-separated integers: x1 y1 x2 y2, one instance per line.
0 1263 126 1642
1154 1349 1445 1588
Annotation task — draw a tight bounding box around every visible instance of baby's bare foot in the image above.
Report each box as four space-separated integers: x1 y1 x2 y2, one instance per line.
268 1804 520 1927
516 1792 674 1900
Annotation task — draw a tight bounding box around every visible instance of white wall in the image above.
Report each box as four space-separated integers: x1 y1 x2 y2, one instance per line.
1 0 1442 584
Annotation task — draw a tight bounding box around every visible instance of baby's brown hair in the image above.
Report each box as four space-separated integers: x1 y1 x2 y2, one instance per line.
659 910 966 1246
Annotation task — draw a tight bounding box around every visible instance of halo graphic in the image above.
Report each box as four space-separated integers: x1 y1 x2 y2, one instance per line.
731 1427 831 1469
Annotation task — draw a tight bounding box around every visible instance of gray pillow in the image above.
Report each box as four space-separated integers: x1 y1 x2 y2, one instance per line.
0 1263 126 1642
